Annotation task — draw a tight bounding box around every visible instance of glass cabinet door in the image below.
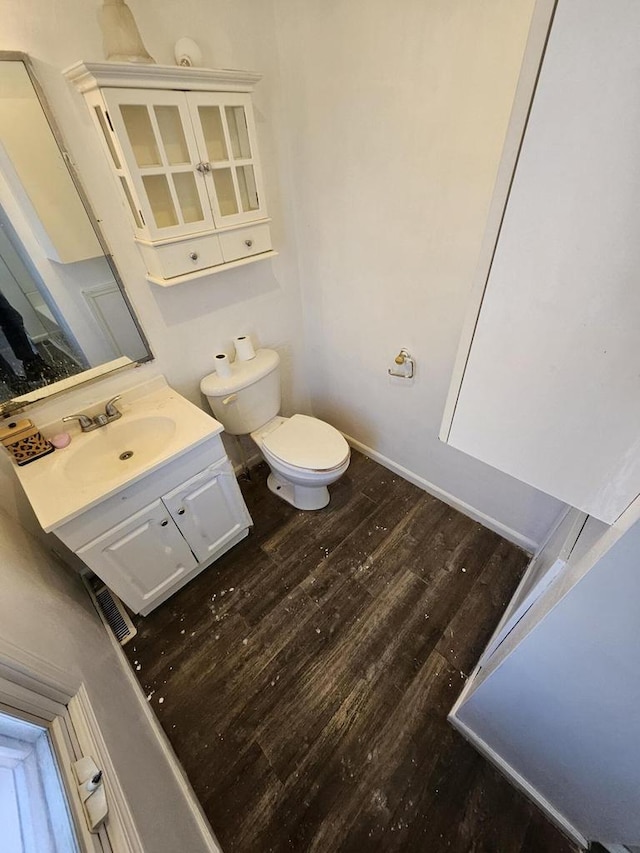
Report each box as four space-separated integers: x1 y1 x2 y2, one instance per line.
101 88 215 240
187 92 267 227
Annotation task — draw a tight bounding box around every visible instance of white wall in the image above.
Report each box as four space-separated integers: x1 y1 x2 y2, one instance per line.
456 511 640 845
272 0 565 549
0 0 569 552
0 504 218 852
0 0 310 419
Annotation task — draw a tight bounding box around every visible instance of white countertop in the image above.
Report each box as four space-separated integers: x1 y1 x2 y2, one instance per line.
14 377 223 532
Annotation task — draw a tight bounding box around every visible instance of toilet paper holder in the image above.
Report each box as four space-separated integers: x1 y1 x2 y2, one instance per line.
388 348 415 379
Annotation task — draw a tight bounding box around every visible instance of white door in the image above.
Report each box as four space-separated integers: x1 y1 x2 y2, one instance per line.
162 460 252 563
78 500 198 614
443 0 640 524
187 92 268 228
101 88 216 241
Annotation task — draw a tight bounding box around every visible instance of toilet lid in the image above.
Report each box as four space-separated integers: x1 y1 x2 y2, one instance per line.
262 414 349 471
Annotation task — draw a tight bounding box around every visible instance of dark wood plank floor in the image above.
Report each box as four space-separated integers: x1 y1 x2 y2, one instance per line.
125 451 579 853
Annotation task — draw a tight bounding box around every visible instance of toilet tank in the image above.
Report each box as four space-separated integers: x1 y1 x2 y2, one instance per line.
200 348 281 435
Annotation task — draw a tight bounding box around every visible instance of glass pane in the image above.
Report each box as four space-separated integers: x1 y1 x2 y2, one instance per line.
0 711 80 853
212 168 238 216
119 176 143 228
142 174 178 228
173 172 204 223
120 104 161 167
94 106 121 168
154 106 190 165
198 106 228 161
225 106 252 159
236 165 259 212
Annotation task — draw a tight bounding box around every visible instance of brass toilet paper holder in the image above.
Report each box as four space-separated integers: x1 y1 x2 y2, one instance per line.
388 348 415 379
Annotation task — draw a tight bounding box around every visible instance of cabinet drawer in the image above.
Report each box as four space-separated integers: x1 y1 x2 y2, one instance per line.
138 233 224 280
218 223 272 263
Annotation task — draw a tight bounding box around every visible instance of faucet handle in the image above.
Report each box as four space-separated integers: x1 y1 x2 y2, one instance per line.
105 395 122 417
62 413 93 430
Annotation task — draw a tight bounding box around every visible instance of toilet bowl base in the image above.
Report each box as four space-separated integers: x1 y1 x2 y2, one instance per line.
267 471 330 511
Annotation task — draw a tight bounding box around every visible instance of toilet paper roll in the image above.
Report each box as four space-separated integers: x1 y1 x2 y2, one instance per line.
214 352 232 378
234 335 256 362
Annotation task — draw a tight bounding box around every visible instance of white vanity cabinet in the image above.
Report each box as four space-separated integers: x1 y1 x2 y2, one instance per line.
55 437 252 616
64 62 275 285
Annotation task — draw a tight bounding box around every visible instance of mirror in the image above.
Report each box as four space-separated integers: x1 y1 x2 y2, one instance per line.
0 52 151 408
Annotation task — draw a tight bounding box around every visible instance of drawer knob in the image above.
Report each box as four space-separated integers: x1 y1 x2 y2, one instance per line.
189 252 199 261
244 239 253 248
177 508 185 515
160 519 169 527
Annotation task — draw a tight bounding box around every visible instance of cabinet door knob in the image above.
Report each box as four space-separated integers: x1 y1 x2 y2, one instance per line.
244 239 253 248
177 508 185 515
196 161 211 174
160 519 169 527
189 251 199 261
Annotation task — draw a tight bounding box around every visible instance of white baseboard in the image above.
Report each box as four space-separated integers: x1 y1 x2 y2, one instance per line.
449 711 588 849
343 434 538 554
92 596 222 852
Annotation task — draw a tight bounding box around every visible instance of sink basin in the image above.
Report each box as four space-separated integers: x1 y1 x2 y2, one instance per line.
13 376 225 532
63 416 177 486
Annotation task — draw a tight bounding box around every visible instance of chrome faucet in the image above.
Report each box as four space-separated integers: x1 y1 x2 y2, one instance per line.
62 395 122 432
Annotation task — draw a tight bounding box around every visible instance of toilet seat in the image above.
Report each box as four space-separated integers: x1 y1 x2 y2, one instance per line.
261 414 349 472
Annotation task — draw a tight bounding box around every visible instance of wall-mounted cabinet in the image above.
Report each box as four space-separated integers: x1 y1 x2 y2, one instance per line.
440 0 640 525
64 62 276 286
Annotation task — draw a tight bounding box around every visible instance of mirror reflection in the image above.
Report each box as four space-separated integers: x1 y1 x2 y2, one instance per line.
0 55 151 406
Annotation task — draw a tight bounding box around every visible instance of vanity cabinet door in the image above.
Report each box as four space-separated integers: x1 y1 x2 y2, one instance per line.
78 500 198 614
162 459 252 563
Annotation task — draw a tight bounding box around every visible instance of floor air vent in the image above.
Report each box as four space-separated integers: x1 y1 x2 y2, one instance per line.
85 576 137 646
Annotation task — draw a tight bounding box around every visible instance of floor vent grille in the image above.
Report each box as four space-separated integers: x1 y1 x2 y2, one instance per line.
85 576 137 646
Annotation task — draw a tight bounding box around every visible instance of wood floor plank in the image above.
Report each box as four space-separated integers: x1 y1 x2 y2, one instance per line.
455 760 533 853
124 451 579 853
520 811 580 853
200 737 283 850
435 538 529 674
300 477 429 607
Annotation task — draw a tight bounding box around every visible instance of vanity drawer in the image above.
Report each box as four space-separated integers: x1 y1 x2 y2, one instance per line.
218 223 272 263
138 233 224 280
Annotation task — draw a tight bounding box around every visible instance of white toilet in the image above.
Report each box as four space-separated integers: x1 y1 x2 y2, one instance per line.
201 349 350 510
